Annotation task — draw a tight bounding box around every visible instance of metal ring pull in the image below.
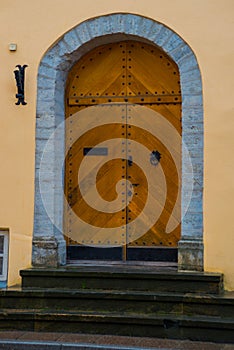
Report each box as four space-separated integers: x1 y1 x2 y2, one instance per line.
150 150 161 166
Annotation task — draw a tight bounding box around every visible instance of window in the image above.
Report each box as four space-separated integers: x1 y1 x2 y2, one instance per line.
0 230 9 284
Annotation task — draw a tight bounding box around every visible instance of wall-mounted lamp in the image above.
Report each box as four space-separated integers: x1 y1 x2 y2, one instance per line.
14 64 27 105
150 150 161 166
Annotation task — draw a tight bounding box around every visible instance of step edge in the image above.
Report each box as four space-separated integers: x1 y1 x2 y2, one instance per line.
1 290 234 304
20 269 223 281
0 310 233 326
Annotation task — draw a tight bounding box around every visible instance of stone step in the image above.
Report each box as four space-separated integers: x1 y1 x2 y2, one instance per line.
0 289 233 319
0 310 233 343
20 266 223 294
0 341 156 350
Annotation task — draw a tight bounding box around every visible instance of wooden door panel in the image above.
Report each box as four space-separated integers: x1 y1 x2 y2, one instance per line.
64 123 127 246
66 42 127 100
65 40 182 259
126 123 180 247
126 42 180 96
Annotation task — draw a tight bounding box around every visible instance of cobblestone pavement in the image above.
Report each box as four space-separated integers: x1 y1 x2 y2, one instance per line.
0 332 233 349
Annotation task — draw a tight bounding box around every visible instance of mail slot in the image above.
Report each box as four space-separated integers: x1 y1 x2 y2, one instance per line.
83 147 108 156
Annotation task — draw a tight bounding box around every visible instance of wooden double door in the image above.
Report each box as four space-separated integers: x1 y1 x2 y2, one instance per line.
64 41 181 262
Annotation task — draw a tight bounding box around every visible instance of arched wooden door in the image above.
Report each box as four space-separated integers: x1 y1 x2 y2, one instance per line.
64 41 181 262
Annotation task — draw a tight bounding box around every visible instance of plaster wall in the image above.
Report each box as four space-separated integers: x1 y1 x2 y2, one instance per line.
0 0 233 289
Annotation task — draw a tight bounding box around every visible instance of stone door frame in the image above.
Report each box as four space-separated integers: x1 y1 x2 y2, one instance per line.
33 13 203 270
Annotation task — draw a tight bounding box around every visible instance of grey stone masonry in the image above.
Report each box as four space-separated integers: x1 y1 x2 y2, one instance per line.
34 13 203 270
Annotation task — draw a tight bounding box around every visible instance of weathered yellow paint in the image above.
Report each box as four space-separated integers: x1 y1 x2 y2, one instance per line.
0 0 233 289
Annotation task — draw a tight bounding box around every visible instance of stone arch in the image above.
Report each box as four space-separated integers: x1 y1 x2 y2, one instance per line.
33 13 203 270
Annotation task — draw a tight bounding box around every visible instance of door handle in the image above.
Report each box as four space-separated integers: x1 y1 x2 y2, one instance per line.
150 150 161 166
128 155 133 167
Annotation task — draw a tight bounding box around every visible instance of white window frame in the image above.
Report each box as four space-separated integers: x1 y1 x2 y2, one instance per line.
0 230 9 282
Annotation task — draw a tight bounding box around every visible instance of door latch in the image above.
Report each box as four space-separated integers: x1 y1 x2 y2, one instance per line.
150 150 161 166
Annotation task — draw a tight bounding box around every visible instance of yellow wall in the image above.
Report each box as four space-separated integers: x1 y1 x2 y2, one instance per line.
0 0 234 289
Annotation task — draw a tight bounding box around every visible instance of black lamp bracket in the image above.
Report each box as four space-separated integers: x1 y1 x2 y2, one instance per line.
14 64 28 105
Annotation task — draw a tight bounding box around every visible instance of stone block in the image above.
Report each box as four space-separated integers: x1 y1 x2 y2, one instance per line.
178 54 199 73
33 216 54 238
130 16 154 38
36 100 54 115
75 22 92 44
182 121 203 134
37 132 54 149
32 237 59 268
154 26 173 47
145 23 163 42
57 38 73 57
37 90 55 106
183 132 203 150
164 34 184 54
182 107 203 123
120 14 141 35
178 239 204 271
87 17 104 38
44 44 62 64
182 188 203 203
181 66 202 82
35 126 54 140
170 43 192 62
56 237 66 266
102 16 116 35
63 30 81 54
38 64 57 80
40 54 56 70
39 191 54 211
182 169 203 191
182 107 202 125
36 114 55 129
181 77 203 95
182 94 203 108
37 77 55 92
182 211 203 231
54 97 65 114
184 196 203 213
